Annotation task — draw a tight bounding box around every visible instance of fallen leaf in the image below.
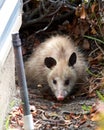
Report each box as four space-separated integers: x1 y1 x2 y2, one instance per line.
94 53 103 62
17 119 23 127
91 113 99 121
75 7 81 17
70 113 81 120
91 27 97 34
91 3 97 13
83 39 90 50
80 5 87 19
64 114 71 120
80 118 86 125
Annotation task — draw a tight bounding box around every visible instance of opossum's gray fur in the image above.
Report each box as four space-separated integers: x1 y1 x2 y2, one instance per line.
25 35 87 100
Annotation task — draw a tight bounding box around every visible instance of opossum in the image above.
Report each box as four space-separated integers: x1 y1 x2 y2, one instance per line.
25 35 87 101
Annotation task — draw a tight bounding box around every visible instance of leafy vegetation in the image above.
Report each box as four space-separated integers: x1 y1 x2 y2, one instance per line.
82 104 92 112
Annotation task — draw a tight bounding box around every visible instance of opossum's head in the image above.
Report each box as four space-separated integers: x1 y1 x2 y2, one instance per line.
44 52 77 101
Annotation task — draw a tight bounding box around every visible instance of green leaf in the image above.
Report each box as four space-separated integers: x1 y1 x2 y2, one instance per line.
96 91 104 102
82 104 92 112
84 35 104 44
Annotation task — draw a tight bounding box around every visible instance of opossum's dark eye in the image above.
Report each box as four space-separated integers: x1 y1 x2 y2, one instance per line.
53 79 57 84
64 79 70 86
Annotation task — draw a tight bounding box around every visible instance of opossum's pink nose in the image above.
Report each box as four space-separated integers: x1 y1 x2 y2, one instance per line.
57 96 64 101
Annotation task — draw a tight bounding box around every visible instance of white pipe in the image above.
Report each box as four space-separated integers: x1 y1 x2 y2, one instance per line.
23 114 34 130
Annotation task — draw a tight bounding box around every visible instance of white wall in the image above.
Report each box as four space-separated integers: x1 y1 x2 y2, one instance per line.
0 0 22 128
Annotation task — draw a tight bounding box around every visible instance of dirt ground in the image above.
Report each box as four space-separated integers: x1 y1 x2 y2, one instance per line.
7 83 98 130
28 87 97 130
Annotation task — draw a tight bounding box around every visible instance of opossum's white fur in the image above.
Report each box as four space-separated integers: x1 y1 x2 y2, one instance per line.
25 35 87 100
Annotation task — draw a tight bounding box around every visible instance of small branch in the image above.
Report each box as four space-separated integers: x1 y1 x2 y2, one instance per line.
35 16 55 34
95 41 104 55
23 0 31 5
89 48 99 56
21 11 75 29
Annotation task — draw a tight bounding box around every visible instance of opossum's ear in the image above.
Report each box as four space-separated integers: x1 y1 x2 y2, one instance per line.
44 57 57 69
68 52 77 66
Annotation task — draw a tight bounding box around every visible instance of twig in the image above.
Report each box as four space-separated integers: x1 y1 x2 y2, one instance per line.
95 40 104 55
22 11 74 29
89 48 99 56
22 0 78 28
47 2 63 16
22 13 48 28
35 15 55 34
23 0 30 5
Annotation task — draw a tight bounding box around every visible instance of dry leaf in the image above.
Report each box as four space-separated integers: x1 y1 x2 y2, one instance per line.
64 114 71 120
101 78 104 85
91 113 99 121
95 53 103 62
96 127 103 130
96 101 104 113
91 3 97 13
75 7 81 17
83 39 90 50
80 118 86 125
80 5 87 19
70 113 81 120
91 27 97 34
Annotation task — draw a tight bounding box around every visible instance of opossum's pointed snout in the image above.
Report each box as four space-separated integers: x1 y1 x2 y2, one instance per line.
57 96 64 101
56 91 67 101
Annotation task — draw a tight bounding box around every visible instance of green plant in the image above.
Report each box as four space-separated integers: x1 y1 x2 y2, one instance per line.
96 90 104 102
84 35 104 45
86 68 101 77
82 104 92 112
5 115 11 130
4 100 15 130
